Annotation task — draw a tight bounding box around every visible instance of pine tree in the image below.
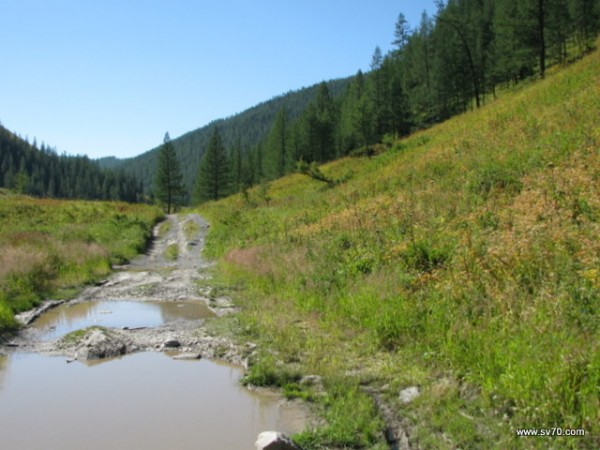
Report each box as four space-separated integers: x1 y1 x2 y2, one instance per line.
193 127 231 204
298 82 337 163
265 108 289 179
393 12 411 52
231 136 244 192
154 132 185 213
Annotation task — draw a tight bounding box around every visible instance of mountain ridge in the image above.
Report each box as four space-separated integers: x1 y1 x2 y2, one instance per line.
98 77 352 193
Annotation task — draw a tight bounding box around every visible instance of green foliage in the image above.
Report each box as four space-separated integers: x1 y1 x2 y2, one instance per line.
0 298 18 331
400 239 452 273
294 379 384 449
193 127 231 204
241 352 302 387
0 125 143 202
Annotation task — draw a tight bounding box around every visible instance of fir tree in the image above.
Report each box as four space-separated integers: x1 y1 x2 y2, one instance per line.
193 127 231 204
154 132 184 213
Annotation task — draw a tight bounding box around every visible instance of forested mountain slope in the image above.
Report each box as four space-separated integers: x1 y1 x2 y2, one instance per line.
100 77 350 194
0 126 143 202
104 0 600 206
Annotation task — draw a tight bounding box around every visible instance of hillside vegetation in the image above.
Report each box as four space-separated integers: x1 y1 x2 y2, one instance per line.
198 47 599 448
102 0 600 211
0 191 162 332
99 77 350 194
0 126 144 202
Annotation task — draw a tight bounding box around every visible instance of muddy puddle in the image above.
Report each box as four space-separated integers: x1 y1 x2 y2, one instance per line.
0 352 307 450
29 300 215 340
1 215 310 448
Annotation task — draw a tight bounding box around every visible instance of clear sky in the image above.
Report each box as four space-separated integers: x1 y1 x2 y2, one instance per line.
0 1 436 159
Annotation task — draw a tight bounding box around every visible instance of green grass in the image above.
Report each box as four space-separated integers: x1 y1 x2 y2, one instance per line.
61 326 108 344
198 46 600 449
164 243 179 261
183 219 200 240
157 219 171 237
0 195 163 331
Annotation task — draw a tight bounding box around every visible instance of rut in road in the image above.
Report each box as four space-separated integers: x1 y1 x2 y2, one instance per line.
80 213 215 304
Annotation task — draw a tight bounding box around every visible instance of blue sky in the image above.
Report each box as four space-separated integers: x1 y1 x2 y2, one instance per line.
0 1 436 159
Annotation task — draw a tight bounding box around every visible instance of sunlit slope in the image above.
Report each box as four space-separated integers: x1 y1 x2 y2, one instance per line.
199 48 599 449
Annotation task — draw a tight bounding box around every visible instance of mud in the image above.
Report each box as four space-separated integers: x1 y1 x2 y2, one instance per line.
5 214 246 365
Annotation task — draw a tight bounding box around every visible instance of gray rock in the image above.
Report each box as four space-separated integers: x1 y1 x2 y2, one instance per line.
173 352 202 360
399 386 420 404
255 431 302 450
299 375 322 386
163 339 181 348
77 329 126 360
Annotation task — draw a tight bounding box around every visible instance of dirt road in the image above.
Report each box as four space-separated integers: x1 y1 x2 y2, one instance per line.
6 214 249 364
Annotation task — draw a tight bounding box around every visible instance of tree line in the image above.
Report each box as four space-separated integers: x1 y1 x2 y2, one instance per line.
104 77 351 196
0 125 143 202
155 0 599 211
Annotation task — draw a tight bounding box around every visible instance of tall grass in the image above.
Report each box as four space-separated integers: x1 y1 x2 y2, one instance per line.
198 47 600 448
0 194 162 331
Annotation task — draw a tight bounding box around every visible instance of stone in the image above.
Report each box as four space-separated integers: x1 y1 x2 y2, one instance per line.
163 339 181 348
77 329 126 360
299 375 321 386
399 386 420 404
255 431 302 450
173 352 202 360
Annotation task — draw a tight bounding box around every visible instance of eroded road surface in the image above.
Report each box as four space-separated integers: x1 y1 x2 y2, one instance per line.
8 214 248 364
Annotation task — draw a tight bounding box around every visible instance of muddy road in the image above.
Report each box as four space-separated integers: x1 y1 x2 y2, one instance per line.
6 214 247 364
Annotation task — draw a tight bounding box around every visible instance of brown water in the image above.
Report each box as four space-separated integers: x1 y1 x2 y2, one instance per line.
30 300 215 339
0 352 307 450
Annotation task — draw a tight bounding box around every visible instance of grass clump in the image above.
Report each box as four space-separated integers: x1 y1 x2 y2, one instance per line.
182 219 200 240
242 352 302 388
164 243 179 261
294 378 385 450
61 326 107 345
157 219 171 237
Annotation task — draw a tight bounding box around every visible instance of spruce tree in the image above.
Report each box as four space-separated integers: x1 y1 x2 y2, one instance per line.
154 132 184 213
193 127 231 204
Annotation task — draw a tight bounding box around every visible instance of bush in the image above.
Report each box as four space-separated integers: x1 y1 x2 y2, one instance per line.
0 298 18 331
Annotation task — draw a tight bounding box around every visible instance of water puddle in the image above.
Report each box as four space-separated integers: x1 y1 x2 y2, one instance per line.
0 352 307 450
30 300 215 339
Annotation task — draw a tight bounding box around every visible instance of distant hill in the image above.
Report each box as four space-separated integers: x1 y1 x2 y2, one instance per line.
96 156 123 170
98 77 351 194
0 126 143 202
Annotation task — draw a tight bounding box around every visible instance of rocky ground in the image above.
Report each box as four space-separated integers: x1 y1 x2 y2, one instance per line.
3 214 248 365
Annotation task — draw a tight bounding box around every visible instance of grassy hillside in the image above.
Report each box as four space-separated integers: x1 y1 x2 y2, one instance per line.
198 47 599 449
0 191 162 332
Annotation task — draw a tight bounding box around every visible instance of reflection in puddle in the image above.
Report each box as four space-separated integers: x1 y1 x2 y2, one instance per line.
0 352 307 450
30 300 215 339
